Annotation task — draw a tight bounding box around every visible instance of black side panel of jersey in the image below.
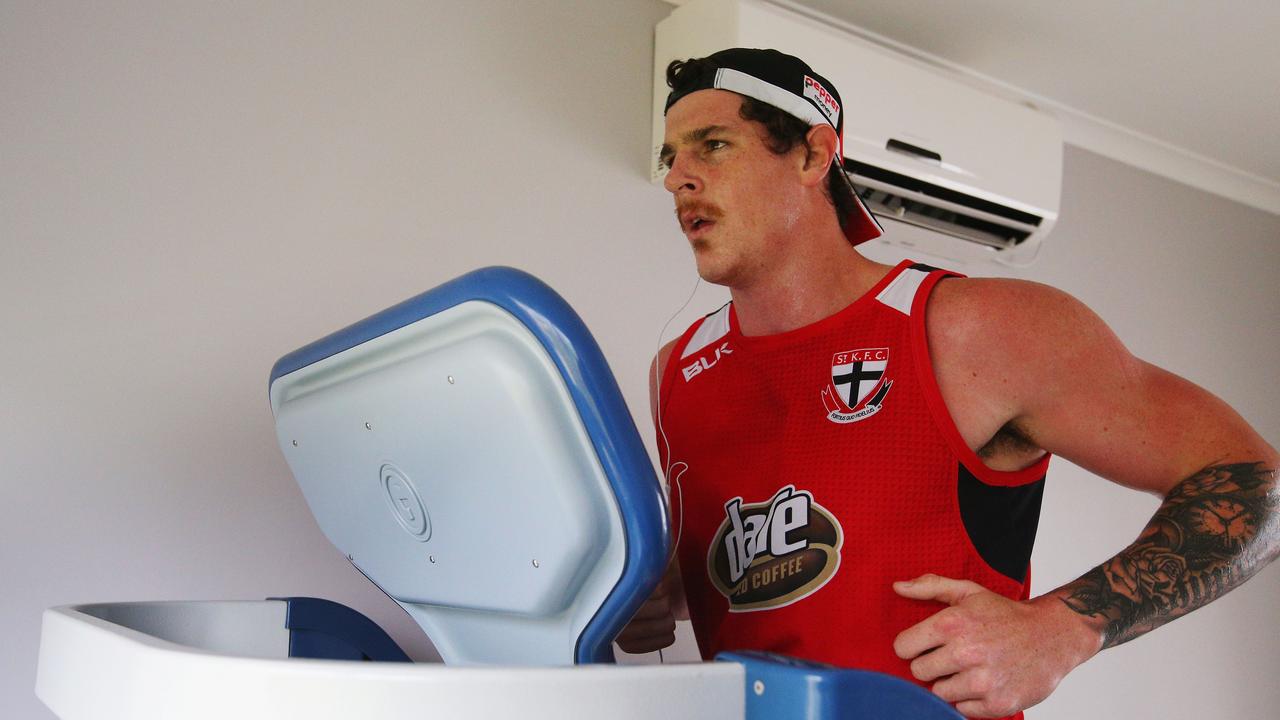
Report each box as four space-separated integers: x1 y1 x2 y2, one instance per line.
909 262 942 273
957 465 1045 583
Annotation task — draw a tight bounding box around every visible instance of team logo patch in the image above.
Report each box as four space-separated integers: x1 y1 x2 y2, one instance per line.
803 75 841 126
822 347 892 424
707 485 843 612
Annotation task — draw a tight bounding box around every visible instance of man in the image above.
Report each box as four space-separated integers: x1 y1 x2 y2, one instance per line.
615 48 1278 719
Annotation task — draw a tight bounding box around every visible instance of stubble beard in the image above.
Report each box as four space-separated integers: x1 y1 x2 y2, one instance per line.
688 237 727 285
690 234 753 289
691 242 726 285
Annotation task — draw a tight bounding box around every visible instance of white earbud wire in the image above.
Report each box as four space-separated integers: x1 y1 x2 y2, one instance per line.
653 273 699 577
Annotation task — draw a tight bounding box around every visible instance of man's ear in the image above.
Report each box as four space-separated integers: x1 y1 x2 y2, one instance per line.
800 124 839 187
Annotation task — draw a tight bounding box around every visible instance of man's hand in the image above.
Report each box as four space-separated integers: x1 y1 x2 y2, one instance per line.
892 574 1101 718
615 564 682 654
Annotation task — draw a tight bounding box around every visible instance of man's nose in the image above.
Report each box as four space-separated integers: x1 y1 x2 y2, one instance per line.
663 155 700 195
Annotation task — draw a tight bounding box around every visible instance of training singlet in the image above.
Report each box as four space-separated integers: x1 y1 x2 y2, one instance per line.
656 260 1048 717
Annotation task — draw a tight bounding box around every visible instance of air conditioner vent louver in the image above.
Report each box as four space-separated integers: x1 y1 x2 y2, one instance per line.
855 186 1031 250
846 161 1042 250
846 161 1043 227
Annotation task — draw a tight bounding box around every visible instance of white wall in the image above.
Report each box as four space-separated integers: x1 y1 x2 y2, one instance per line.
2 2 1276 718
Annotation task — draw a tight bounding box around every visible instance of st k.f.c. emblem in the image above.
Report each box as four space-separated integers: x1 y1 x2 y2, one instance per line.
821 347 892 424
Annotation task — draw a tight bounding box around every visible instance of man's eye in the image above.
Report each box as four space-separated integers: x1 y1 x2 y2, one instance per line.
706 140 727 152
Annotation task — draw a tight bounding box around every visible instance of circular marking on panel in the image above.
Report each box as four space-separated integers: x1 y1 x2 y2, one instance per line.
380 463 431 541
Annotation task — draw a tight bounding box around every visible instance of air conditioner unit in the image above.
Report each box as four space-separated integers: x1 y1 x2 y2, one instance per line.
652 0 1063 262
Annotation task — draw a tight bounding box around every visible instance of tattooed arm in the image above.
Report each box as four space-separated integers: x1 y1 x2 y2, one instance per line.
892 278 1280 718
1057 461 1279 648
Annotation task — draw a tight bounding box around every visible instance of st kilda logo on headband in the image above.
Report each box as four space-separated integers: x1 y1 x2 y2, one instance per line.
708 485 843 612
822 347 892 424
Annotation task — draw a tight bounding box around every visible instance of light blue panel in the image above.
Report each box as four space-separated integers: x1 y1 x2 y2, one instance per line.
269 267 669 665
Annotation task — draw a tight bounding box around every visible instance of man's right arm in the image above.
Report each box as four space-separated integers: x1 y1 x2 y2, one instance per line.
650 339 679 423
615 340 687 654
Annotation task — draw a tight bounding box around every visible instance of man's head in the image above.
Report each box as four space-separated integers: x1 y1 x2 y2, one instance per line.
659 48 881 283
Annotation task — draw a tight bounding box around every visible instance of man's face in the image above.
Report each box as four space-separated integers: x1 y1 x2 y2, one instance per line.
660 89 807 286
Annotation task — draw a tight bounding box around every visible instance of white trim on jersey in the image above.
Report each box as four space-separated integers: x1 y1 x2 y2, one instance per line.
681 304 732 359
875 268 930 316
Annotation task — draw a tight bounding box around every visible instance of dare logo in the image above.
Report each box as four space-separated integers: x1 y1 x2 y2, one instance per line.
707 485 843 612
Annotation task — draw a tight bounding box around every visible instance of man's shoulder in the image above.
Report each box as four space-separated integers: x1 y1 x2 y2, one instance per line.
654 337 679 380
655 303 733 371
923 274 1126 414
918 274 1132 461
928 274 1066 310
651 303 729 411
925 275 1085 347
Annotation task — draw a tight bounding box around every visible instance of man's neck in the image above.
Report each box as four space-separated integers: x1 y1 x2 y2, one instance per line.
730 239 890 337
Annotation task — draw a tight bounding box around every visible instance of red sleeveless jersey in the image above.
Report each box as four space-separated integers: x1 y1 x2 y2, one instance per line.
657 261 1048 718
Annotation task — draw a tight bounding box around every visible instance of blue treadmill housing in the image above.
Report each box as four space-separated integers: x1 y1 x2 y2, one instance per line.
269 266 669 665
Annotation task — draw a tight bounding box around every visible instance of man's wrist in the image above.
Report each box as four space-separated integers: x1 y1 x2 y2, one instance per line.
1031 590 1105 671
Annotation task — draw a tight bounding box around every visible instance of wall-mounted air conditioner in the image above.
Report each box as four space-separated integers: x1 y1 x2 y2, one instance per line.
652 0 1063 262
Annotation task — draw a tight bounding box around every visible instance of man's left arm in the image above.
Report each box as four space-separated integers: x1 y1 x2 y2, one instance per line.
893 280 1280 718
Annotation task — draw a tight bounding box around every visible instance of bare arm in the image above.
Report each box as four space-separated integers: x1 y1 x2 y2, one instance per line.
652 340 691 622
616 340 688 653
895 278 1279 717
650 339 679 436
1057 460 1278 648
985 284 1280 646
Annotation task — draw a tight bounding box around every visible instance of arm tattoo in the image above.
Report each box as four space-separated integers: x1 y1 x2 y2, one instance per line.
1057 462 1279 649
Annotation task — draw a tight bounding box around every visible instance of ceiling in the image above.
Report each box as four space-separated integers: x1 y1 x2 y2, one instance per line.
664 0 1280 215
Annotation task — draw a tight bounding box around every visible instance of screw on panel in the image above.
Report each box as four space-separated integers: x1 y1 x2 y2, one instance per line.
429 555 436 564
365 422 372 430
291 440 298 447
448 375 455 384
532 559 540 568
753 680 764 696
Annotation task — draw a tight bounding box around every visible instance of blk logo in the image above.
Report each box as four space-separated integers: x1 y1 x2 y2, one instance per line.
682 341 733 382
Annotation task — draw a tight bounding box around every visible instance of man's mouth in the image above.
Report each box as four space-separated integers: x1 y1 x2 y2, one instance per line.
686 217 715 240
679 207 720 237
